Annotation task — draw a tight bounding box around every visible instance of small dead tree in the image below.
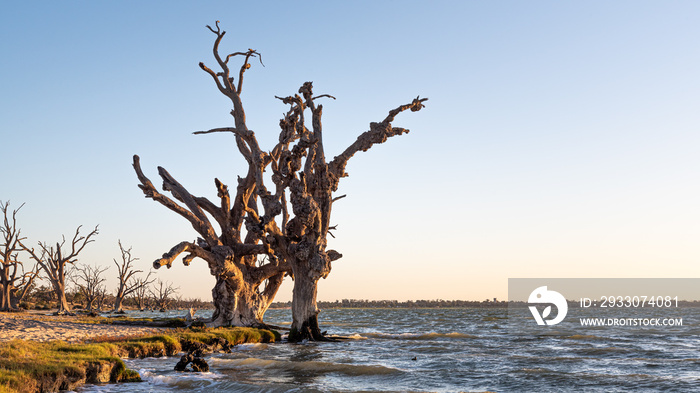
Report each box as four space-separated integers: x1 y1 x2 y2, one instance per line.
95 285 109 312
70 263 109 312
149 280 178 312
131 275 153 311
22 225 99 315
1 201 41 311
113 241 154 313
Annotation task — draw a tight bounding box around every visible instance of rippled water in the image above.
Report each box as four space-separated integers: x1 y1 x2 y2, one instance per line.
75 307 700 392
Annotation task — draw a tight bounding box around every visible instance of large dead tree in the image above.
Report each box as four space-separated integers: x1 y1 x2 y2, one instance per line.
0 201 40 311
273 84 427 341
132 23 290 327
113 241 154 313
22 225 99 315
133 22 426 337
71 263 108 312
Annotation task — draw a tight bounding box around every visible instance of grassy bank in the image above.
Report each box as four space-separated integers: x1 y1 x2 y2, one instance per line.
0 326 279 393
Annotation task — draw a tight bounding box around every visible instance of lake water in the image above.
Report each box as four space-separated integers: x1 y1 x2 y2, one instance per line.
75 307 700 392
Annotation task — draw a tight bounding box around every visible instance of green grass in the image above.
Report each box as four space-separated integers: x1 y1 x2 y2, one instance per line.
70 315 188 328
0 326 278 393
0 340 137 393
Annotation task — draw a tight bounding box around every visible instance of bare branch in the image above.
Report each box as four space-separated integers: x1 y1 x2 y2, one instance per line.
193 127 253 137
332 194 347 203
312 94 336 101
133 155 220 245
71 263 109 312
329 97 428 179
152 241 214 269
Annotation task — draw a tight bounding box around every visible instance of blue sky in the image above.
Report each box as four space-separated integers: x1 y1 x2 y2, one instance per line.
2 1 698 301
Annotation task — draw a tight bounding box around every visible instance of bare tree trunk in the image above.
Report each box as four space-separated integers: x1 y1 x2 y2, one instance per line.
113 296 124 313
54 281 70 315
1 201 39 312
0 276 11 311
289 265 324 341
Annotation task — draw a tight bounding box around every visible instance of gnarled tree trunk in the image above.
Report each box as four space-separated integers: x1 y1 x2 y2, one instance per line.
289 261 324 341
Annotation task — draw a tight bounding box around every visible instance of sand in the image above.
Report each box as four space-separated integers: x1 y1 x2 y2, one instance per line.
0 311 164 343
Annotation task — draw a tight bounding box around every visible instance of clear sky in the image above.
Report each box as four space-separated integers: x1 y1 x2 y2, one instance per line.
2 1 698 302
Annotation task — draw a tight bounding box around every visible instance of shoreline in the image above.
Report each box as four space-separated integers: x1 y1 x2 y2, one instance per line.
0 312 279 393
0 311 165 343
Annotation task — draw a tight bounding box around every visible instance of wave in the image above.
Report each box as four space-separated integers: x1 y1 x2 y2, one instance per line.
138 368 221 388
235 343 270 351
564 334 606 340
211 357 402 376
577 346 631 355
518 367 557 374
361 332 478 340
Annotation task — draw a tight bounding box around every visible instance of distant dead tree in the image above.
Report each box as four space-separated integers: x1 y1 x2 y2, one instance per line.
95 285 109 312
133 22 425 340
112 241 154 313
0 201 40 311
22 225 99 315
70 263 108 312
131 275 153 311
149 280 178 312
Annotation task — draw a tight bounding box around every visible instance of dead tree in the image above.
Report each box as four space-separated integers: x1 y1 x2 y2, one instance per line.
22 225 99 315
70 263 109 312
133 22 425 336
150 280 178 312
131 275 153 311
271 84 427 341
0 201 41 311
132 22 290 327
95 285 108 312
113 241 154 313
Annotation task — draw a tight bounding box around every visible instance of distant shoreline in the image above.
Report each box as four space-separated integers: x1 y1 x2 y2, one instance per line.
269 299 507 309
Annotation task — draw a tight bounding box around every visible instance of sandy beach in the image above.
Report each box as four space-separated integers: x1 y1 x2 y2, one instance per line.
0 311 164 343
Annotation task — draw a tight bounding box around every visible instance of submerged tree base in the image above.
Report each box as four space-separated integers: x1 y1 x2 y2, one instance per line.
288 315 336 343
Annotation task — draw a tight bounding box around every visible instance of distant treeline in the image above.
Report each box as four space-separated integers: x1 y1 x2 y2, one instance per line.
270 298 506 309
